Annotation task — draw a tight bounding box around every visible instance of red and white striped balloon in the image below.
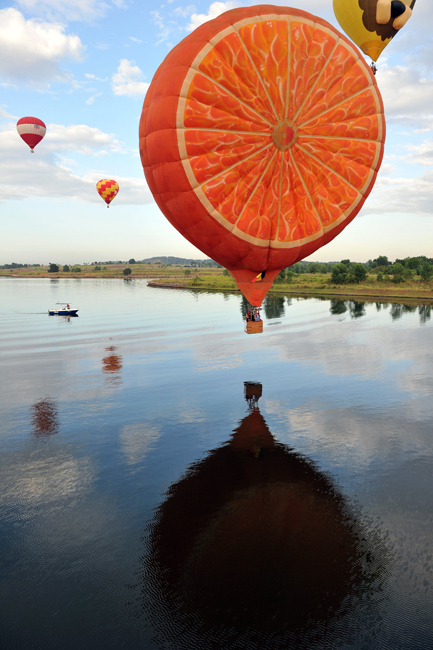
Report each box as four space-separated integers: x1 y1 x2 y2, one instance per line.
16 117 46 152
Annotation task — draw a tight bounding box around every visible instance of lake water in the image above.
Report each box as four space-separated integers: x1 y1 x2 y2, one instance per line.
1 277 432 650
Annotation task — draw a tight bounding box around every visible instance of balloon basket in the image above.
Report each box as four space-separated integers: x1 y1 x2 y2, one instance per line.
244 381 262 405
244 320 263 335
244 306 262 334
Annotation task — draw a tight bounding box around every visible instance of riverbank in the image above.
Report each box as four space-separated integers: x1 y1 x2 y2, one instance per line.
2 264 433 302
147 274 433 303
148 281 433 304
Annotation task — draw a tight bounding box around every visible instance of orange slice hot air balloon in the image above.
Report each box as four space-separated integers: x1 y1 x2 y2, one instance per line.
140 5 386 307
96 179 119 207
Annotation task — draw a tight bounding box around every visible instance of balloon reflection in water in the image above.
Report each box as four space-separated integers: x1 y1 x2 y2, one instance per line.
102 346 123 383
140 383 390 649
31 399 59 437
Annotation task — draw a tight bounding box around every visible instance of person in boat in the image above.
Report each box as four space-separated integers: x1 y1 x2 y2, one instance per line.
66 304 70 309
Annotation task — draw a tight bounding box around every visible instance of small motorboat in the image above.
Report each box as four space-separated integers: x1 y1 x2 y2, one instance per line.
48 302 79 316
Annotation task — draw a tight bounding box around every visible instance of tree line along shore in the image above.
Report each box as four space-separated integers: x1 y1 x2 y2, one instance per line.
2 255 433 301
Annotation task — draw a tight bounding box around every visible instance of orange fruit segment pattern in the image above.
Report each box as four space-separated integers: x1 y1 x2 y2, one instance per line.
180 13 384 247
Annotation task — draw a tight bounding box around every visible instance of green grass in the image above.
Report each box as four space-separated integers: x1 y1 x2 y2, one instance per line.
2 266 433 301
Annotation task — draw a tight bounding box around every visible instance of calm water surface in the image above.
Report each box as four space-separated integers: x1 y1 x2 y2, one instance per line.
1 278 432 650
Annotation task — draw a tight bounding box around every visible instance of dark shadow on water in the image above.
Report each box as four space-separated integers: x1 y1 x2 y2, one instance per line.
139 384 390 650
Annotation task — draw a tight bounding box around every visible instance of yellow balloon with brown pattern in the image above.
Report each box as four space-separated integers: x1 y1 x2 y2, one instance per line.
333 0 416 61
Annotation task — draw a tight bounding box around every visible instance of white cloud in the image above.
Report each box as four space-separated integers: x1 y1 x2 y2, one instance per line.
407 141 433 166
119 423 160 467
85 73 107 82
0 9 84 88
150 9 173 45
173 5 196 19
111 59 149 97
1 450 95 507
0 122 152 205
378 65 433 129
45 123 125 154
187 1 240 31
14 0 111 22
129 36 141 43
0 105 18 121
364 170 433 217
85 92 102 105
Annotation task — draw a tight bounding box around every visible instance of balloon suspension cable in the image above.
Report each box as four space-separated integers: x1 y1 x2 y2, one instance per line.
245 304 261 319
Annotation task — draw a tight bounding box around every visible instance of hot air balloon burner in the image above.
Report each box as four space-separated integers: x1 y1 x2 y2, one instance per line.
272 120 298 151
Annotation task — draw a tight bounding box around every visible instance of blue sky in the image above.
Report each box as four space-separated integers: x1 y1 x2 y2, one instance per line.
1 0 432 265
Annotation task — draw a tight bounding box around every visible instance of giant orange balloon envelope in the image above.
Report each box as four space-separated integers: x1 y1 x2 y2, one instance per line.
139 5 386 306
96 179 119 207
17 117 46 152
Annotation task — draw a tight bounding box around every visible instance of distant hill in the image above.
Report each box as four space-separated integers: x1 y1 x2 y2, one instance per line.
139 256 220 266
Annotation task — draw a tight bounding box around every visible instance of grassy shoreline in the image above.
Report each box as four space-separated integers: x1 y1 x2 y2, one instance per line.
2 264 433 303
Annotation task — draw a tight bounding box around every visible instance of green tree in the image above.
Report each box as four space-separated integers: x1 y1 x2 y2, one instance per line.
372 255 388 268
331 263 348 284
340 259 351 266
275 269 286 283
223 268 230 276
123 267 132 276
71 266 81 272
184 269 191 276
420 262 433 282
392 262 405 284
94 265 101 271
128 258 136 264
62 265 70 272
348 263 367 284
406 257 422 271
48 263 59 273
